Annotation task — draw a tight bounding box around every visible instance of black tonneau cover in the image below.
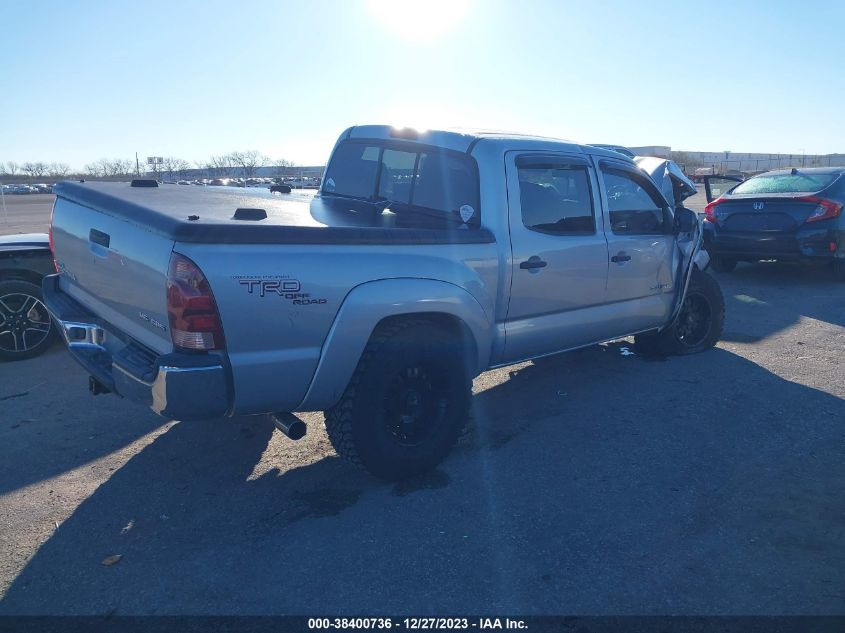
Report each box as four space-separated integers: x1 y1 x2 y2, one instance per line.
53 181 494 245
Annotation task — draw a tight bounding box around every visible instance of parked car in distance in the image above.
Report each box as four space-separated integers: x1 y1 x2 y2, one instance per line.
0 233 58 361
703 167 845 277
44 125 723 479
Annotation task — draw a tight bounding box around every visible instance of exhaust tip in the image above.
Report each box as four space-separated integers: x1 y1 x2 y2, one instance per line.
270 412 307 441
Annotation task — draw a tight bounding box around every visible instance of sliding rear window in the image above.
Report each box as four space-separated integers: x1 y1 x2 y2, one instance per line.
322 141 481 226
732 172 840 195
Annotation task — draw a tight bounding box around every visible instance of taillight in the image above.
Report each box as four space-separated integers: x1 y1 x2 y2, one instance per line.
48 202 58 272
799 196 843 223
703 198 723 224
166 253 225 351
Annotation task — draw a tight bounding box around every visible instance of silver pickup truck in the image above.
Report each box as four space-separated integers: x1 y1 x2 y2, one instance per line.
43 126 723 479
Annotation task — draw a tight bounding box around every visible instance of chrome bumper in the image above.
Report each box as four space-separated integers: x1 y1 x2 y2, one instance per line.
42 274 231 420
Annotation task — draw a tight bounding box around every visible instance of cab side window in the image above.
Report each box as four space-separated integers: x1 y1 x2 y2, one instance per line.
517 162 595 235
602 169 670 235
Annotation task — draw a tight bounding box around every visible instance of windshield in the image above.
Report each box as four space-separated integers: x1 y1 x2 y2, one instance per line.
322 141 481 226
731 172 839 195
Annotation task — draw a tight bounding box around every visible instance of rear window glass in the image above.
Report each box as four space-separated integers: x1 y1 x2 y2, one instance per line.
322 141 480 226
322 143 380 199
732 173 839 195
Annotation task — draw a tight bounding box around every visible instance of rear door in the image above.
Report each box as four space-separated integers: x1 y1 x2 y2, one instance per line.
502 152 610 362
596 160 676 333
704 175 743 203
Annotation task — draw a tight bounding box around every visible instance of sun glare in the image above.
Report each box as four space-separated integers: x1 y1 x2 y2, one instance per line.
368 0 471 41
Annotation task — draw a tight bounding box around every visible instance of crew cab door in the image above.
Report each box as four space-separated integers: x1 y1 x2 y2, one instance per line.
596 160 676 333
703 175 744 202
501 152 610 363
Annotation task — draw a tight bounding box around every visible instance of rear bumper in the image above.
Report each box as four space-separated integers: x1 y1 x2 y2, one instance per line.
42 274 231 420
703 223 843 261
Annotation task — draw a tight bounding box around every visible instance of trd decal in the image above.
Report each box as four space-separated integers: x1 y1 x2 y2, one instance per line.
237 278 327 305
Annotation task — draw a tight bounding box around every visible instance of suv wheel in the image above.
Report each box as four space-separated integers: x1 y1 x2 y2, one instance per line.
709 255 737 273
635 268 725 356
0 279 57 362
832 259 845 281
325 319 471 480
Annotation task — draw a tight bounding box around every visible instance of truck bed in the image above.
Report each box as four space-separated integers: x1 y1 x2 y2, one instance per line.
54 181 494 245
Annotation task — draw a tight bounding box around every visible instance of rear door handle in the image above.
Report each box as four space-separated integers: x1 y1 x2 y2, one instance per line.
611 252 631 263
520 256 548 270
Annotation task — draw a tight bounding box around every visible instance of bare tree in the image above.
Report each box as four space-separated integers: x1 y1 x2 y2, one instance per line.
84 158 134 179
22 162 49 179
103 159 120 177
113 159 135 176
230 150 269 178
273 158 295 178
48 162 71 178
669 151 704 174
5 161 19 176
84 160 106 178
208 154 236 178
162 157 190 180
193 160 211 179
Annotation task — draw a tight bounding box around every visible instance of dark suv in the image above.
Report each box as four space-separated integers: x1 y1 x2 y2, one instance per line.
702 167 845 278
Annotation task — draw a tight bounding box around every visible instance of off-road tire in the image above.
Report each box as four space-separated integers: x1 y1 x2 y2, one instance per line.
633 331 662 356
324 319 472 480
709 255 737 273
0 279 57 362
635 268 724 357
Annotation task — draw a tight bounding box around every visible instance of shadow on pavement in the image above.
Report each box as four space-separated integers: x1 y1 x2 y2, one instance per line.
715 261 845 343
0 347 165 497
2 343 843 615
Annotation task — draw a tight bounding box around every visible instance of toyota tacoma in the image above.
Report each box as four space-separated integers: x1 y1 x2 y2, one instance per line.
43 126 723 479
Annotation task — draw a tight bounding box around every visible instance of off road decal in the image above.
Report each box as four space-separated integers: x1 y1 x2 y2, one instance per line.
234 276 327 305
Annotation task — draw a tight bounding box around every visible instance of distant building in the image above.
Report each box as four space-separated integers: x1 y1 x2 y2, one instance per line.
629 146 671 158
628 146 845 175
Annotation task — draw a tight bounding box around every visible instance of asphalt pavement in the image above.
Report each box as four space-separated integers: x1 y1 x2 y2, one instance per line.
0 259 843 615
0 188 843 615
0 194 54 235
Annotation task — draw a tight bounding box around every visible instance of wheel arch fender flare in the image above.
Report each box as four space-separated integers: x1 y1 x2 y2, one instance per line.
296 278 492 411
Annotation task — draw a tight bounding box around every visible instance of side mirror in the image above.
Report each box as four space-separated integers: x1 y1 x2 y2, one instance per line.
675 207 698 234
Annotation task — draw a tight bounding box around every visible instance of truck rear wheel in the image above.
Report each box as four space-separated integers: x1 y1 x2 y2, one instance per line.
325 319 471 480
635 268 724 356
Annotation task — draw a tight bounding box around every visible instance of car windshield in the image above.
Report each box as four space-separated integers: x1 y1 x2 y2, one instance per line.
731 172 839 195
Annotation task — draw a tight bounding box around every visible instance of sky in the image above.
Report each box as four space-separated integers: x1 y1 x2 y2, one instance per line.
3 0 845 170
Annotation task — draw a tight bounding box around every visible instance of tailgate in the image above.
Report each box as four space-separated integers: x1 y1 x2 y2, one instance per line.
51 196 175 355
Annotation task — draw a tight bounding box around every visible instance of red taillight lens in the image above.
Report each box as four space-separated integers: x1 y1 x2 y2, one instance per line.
799 196 843 223
166 253 225 351
703 198 723 224
48 202 58 272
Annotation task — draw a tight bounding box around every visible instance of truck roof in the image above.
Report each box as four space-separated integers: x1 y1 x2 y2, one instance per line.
345 125 629 161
